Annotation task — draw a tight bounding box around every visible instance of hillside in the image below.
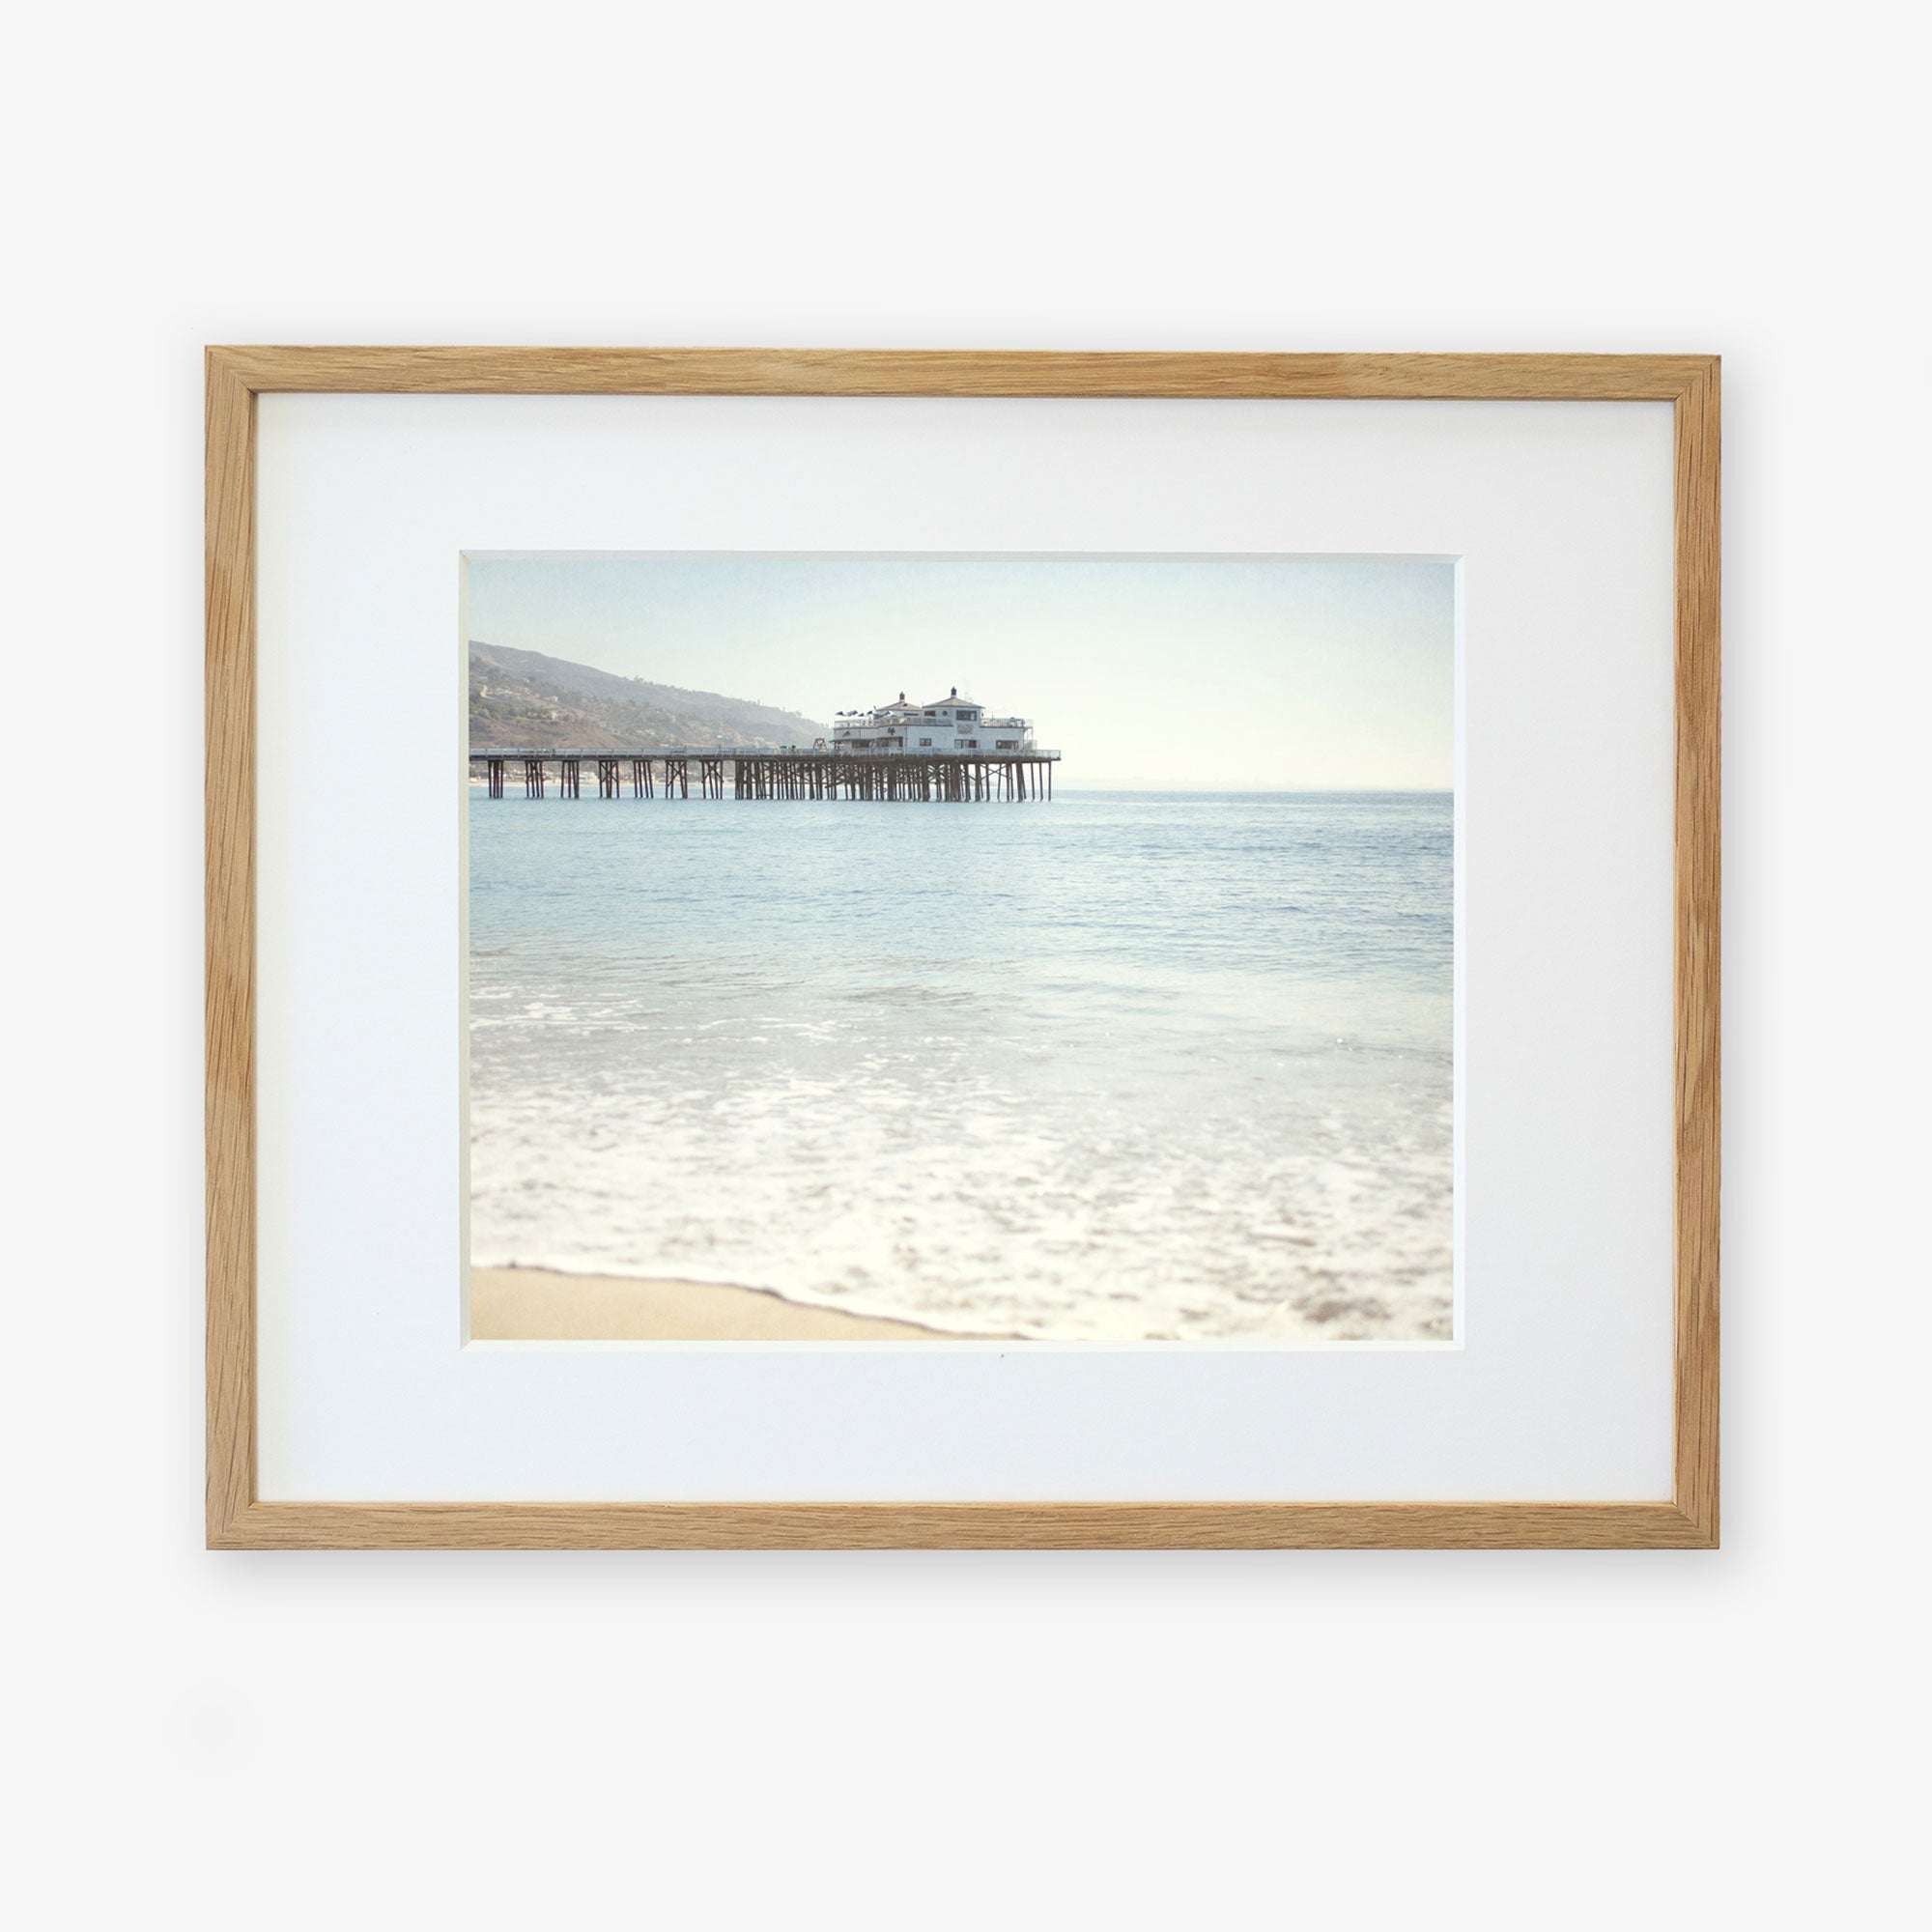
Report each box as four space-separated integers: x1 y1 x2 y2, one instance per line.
469 641 827 752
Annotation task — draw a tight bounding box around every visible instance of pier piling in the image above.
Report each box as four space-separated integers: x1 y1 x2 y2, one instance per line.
474 747 1060 805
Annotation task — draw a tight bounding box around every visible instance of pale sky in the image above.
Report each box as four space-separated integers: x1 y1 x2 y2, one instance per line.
464 553 1454 790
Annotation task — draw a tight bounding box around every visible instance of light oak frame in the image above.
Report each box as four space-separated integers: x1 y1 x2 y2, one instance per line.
208 348 1719 1549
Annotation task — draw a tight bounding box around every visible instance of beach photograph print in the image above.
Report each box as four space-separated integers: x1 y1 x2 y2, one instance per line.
466 554 1455 1345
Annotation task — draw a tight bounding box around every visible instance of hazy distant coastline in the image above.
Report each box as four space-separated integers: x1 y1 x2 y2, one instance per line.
469 639 826 753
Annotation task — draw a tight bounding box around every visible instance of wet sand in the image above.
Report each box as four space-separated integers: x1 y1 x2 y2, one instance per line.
470 1264 996 1341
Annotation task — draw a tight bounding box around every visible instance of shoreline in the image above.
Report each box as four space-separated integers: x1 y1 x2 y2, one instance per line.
470 1264 1006 1342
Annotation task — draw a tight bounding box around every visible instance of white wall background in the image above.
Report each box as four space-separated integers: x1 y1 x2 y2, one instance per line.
8 3 1925 1926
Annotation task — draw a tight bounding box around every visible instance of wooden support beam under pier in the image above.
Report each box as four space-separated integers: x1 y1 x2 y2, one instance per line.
471 748 1060 803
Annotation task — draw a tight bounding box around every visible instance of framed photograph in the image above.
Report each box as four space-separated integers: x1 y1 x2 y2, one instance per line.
208 347 1719 1548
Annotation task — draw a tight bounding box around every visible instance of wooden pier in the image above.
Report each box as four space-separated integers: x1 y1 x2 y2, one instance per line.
470 748 1059 802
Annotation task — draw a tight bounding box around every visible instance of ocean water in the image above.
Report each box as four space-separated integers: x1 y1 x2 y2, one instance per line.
468 789 1453 1341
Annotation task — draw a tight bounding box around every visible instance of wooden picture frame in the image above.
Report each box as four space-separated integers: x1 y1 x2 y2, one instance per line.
208 348 1719 1549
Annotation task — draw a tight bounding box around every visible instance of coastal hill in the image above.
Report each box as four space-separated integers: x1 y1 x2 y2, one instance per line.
469 641 827 752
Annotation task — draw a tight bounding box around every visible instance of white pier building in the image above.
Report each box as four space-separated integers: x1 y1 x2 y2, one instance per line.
829 688 1038 756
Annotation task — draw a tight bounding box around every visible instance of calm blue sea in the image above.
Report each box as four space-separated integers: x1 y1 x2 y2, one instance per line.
468 790 1453 1341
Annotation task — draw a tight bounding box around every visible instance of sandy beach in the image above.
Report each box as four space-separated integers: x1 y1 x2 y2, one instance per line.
470 1264 994 1341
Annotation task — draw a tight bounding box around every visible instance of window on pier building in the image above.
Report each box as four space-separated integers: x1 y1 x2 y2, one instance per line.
919 737 932 747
